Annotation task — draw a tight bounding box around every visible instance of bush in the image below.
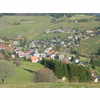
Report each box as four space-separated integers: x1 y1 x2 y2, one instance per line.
1 50 11 59
34 68 58 82
41 59 91 82
13 59 21 66
40 58 55 70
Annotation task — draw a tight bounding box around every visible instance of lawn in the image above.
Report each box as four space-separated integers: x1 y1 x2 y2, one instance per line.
20 61 44 71
6 67 34 84
0 82 100 88
5 61 44 84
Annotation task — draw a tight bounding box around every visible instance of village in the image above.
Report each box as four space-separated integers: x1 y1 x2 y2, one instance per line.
0 28 99 83
0 27 99 65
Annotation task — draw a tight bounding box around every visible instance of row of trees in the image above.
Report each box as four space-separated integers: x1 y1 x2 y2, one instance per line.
41 58 92 82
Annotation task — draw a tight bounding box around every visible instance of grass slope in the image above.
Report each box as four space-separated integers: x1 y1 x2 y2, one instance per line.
6 61 44 84
80 35 100 54
0 16 51 39
0 82 100 88
0 15 99 40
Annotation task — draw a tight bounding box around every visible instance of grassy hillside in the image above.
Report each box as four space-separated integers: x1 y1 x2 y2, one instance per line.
80 35 100 54
6 61 44 84
0 16 51 39
0 14 99 39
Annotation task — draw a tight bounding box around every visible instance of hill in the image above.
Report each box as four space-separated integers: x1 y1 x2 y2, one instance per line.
0 14 100 55
0 14 99 39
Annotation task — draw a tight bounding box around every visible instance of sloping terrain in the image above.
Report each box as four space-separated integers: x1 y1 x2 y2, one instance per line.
0 14 100 54
0 16 51 39
0 14 99 39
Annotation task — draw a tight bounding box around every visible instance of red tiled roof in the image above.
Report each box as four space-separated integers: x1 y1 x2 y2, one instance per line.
0 44 13 51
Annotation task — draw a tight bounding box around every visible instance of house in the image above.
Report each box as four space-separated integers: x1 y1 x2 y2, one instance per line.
31 56 40 63
0 39 4 43
46 29 64 34
59 54 65 61
50 54 56 59
18 51 25 58
74 20 78 23
86 30 94 34
62 57 70 64
94 76 100 83
0 53 5 59
74 59 80 64
48 50 55 55
11 54 16 59
13 40 20 46
68 56 72 60
0 43 13 51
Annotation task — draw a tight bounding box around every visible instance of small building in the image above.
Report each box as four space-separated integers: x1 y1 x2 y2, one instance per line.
18 51 25 58
74 59 80 64
94 76 100 83
62 57 70 64
0 43 13 51
31 56 40 63
59 54 65 61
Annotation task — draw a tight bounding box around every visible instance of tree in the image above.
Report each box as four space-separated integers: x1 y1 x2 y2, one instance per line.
89 55 95 69
41 59 91 82
2 50 11 59
0 60 15 84
95 48 100 55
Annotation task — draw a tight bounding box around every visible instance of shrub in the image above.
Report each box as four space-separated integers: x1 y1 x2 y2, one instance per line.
54 60 65 78
13 59 21 66
1 50 11 59
34 68 58 82
40 58 55 70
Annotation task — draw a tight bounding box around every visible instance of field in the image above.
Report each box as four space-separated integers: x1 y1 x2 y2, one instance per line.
0 16 51 39
0 14 100 40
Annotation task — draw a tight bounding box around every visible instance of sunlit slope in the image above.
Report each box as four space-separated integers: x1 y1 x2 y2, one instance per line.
0 16 51 39
0 15 99 39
